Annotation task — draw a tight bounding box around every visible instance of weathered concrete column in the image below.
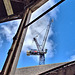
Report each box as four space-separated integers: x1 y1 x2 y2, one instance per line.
1 8 32 75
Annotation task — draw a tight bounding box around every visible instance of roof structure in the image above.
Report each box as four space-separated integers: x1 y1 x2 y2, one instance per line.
15 61 75 75
0 0 48 23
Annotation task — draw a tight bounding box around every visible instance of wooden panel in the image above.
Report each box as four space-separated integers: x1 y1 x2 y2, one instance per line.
3 0 14 16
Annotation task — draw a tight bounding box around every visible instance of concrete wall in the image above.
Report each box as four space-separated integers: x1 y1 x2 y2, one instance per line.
1 61 75 75
40 62 75 75
15 61 75 75
15 63 67 75
56 63 75 75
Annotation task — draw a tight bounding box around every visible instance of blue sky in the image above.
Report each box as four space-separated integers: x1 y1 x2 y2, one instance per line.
0 0 75 70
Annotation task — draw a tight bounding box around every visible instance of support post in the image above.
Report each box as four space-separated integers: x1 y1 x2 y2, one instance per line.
1 8 31 75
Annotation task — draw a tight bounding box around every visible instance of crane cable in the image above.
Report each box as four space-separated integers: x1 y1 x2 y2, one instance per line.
31 25 47 46
34 25 47 38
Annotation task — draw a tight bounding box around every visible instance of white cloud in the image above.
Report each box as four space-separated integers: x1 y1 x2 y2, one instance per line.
69 55 75 61
0 20 21 42
46 40 54 58
0 37 3 47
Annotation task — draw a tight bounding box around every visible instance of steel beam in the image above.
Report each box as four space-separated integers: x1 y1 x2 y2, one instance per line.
1 8 31 75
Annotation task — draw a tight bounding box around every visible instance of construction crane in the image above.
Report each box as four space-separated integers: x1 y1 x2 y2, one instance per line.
27 19 53 65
